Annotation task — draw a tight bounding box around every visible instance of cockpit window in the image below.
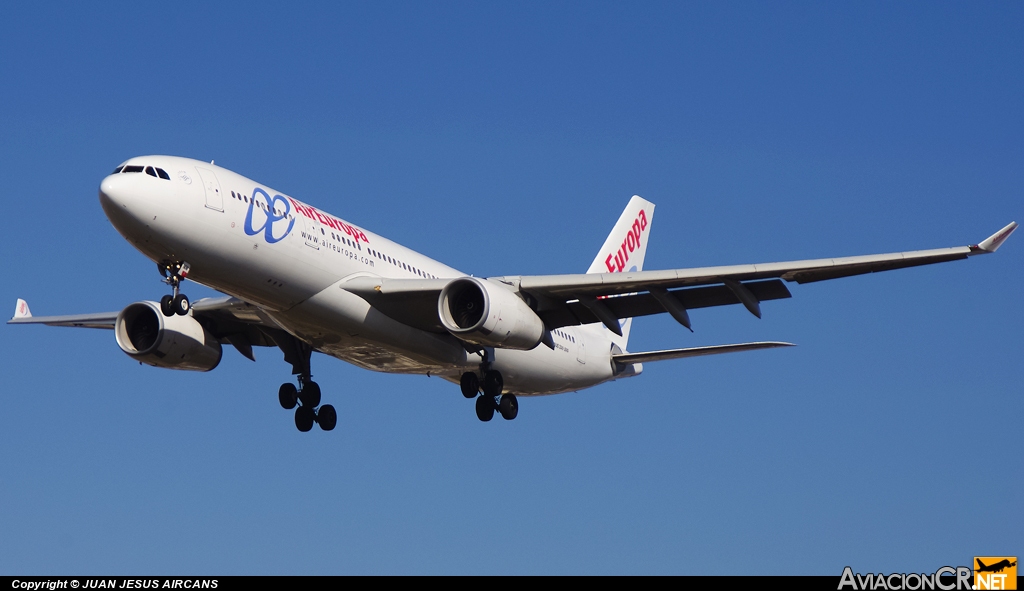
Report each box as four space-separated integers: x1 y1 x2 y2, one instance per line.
117 164 171 180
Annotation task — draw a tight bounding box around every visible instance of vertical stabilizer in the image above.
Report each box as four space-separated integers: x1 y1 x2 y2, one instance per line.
586 195 655 349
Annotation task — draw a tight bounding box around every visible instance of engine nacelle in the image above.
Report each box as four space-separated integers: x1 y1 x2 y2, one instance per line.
115 301 222 371
438 277 545 350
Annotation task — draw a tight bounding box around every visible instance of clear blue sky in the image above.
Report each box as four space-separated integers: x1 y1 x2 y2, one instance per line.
1 2 1020 575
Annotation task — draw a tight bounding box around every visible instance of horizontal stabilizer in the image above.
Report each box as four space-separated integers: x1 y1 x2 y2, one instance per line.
612 341 795 365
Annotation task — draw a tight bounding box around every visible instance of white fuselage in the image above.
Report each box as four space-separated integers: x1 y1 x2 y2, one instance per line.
98 156 632 395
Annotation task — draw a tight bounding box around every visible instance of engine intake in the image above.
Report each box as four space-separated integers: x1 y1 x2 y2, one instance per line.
115 301 222 371
438 277 545 350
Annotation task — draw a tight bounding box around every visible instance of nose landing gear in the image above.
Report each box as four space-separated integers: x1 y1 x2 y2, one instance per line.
158 261 191 317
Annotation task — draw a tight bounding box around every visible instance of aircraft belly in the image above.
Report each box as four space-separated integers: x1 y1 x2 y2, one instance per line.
493 336 615 396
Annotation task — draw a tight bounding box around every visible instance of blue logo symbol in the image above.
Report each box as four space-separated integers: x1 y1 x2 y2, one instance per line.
244 188 294 244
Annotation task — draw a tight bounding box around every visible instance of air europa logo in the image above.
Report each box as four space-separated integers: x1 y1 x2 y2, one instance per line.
604 209 648 273
244 188 294 244
287 197 370 244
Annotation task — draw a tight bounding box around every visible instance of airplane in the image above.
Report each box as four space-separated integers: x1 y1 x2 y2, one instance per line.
8 155 1018 432
976 559 1016 573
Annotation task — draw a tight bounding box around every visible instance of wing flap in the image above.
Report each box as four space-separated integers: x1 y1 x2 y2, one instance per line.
538 279 792 329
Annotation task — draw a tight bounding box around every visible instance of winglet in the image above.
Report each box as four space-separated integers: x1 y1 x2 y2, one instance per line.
13 299 32 319
972 221 1017 254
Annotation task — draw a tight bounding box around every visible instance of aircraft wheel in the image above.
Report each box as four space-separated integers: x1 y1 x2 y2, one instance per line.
482 370 503 397
278 383 298 409
295 406 315 432
499 394 518 420
317 404 337 431
172 293 190 315
460 372 479 398
475 395 495 422
160 294 175 317
299 381 321 408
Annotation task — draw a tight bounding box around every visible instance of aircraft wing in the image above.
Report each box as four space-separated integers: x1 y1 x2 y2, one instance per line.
514 221 1018 295
342 277 449 332
7 309 120 329
6 296 270 328
8 295 292 362
342 222 1016 334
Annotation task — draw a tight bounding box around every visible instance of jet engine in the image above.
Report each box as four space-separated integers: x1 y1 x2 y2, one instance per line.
114 301 222 371
438 277 546 350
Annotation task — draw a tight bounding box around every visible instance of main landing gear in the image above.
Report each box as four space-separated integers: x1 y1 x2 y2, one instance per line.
158 261 191 317
275 336 335 432
461 369 518 422
278 378 336 432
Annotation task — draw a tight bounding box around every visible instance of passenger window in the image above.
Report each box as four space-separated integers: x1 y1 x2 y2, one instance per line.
156 168 170 180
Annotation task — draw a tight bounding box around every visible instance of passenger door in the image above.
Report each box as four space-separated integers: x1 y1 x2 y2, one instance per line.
195 167 224 212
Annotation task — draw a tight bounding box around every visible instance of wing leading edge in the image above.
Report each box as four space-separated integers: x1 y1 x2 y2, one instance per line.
341 221 1016 334
511 221 1019 298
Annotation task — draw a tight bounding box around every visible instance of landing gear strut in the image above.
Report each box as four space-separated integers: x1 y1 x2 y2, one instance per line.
274 333 336 432
158 261 191 317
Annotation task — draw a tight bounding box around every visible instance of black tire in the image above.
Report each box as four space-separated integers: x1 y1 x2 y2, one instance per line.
278 383 298 410
475 395 495 422
460 372 479 398
299 381 321 408
317 404 337 431
499 394 519 420
482 370 503 397
295 406 315 432
160 294 175 317
172 293 190 315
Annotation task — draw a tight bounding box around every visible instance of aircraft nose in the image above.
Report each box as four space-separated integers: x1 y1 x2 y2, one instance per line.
99 173 125 208
98 172 148 232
